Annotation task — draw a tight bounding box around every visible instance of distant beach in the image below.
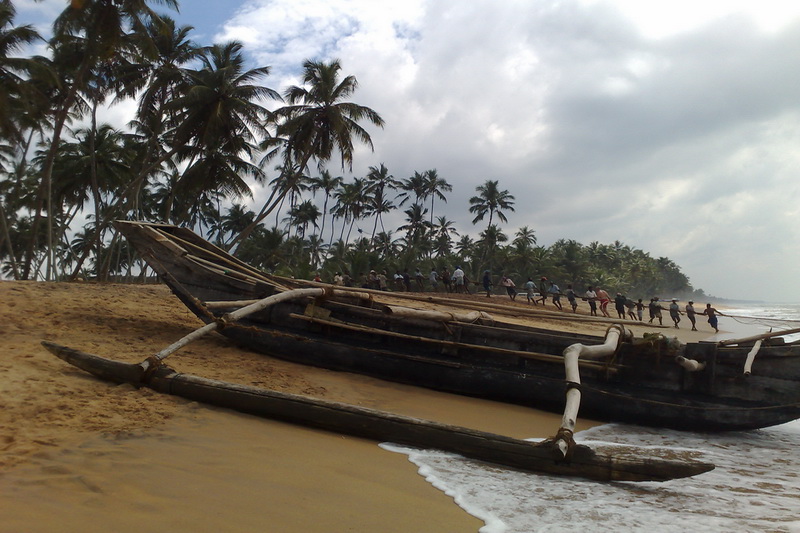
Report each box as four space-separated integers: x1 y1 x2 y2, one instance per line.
0 281 783 532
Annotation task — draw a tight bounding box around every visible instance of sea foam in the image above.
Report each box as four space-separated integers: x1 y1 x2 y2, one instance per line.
383 300 800 532
384 420 800 532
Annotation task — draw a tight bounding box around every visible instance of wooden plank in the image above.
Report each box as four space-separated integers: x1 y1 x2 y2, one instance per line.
289 312 614 371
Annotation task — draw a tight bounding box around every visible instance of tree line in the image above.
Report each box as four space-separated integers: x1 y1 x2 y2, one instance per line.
0 0 703 300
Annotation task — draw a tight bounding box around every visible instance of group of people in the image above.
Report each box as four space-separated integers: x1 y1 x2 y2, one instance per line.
324 268 724 333
642 297 724 333
584 290 724 332
329 266 474 294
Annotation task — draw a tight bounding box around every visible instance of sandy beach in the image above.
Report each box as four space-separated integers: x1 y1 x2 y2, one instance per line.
0 281 725 532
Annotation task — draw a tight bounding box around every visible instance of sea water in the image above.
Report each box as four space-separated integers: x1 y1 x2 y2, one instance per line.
384 303 800 532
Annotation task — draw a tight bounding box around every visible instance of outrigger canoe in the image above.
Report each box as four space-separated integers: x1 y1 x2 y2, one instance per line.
106 220 800 432
42 341 713 482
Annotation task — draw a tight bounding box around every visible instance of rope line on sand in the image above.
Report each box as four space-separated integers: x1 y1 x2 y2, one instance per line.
726 314 800 328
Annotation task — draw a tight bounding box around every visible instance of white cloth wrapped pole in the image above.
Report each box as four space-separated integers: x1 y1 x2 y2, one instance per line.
555 327 624 460
381 305 492 323
675 356 706 372
743 339 763 375
204 289 372 309
717 326 800 346
141 288 325 371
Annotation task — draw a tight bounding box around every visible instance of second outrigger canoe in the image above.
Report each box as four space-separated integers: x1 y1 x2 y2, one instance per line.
110 220 800 432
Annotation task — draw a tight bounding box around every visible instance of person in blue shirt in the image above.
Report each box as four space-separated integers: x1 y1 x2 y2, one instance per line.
548 281 562 310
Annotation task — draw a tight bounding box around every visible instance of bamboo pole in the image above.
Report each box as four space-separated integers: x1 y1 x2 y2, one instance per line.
204 290 374 309
553 326 626 460
185 254 261 284
717 326 800 346
380 305 492 324
138 288 325 373
289 312 615 370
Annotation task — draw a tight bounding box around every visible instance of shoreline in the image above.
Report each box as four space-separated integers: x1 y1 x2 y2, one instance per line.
0 281 752 532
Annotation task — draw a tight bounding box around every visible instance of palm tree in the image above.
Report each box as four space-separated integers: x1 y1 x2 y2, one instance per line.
476 224 508 267
0 0 42 143
285 199 321 238
278 59 385 172
365 163 399 240
308 169 342 242
267 165 310 228
25 0 178 280
236 225 285 272
397 171 427 207
468 179 516 228
233 59 384 249
49 124 137 278
127 16 203 211
432 215 458 258
213 203 255 246
398 203 429 244
173 40 276 148
372 230 400 260
547 238 587 285
455 235 474 262
304 234 327 270
423 169 451 225
332 178 369 245
513 226 537 249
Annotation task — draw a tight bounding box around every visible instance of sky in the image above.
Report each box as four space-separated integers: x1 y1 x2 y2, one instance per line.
15 0 800 302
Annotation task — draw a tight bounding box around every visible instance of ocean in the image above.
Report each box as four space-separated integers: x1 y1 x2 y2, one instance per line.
384 303 800 533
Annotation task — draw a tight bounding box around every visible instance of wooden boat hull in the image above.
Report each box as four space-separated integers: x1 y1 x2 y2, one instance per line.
41 341 714 482
113 221 800 431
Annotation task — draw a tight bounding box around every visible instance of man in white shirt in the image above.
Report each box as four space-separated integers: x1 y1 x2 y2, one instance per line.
452 266 465 293
585 286 598 316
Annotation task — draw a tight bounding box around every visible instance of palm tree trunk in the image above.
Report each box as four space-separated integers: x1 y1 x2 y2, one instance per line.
0 201 20 280
370 214 379 241
328 215 338 246
319 195 329 239
88 100 107 278
21 91 76 280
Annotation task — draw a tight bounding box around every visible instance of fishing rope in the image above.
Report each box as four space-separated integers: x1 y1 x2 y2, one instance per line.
724 313 800 326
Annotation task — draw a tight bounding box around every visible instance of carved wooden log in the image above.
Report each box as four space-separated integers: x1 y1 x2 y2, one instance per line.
42 342 715 482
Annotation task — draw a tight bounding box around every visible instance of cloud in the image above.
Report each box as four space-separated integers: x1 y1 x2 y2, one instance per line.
220 0 800 301
15 0 800 301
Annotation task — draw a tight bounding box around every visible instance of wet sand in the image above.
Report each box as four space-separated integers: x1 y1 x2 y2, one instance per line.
0 281 724 532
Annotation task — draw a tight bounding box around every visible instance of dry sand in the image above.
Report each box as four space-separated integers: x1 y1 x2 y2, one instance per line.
0 281 720 532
